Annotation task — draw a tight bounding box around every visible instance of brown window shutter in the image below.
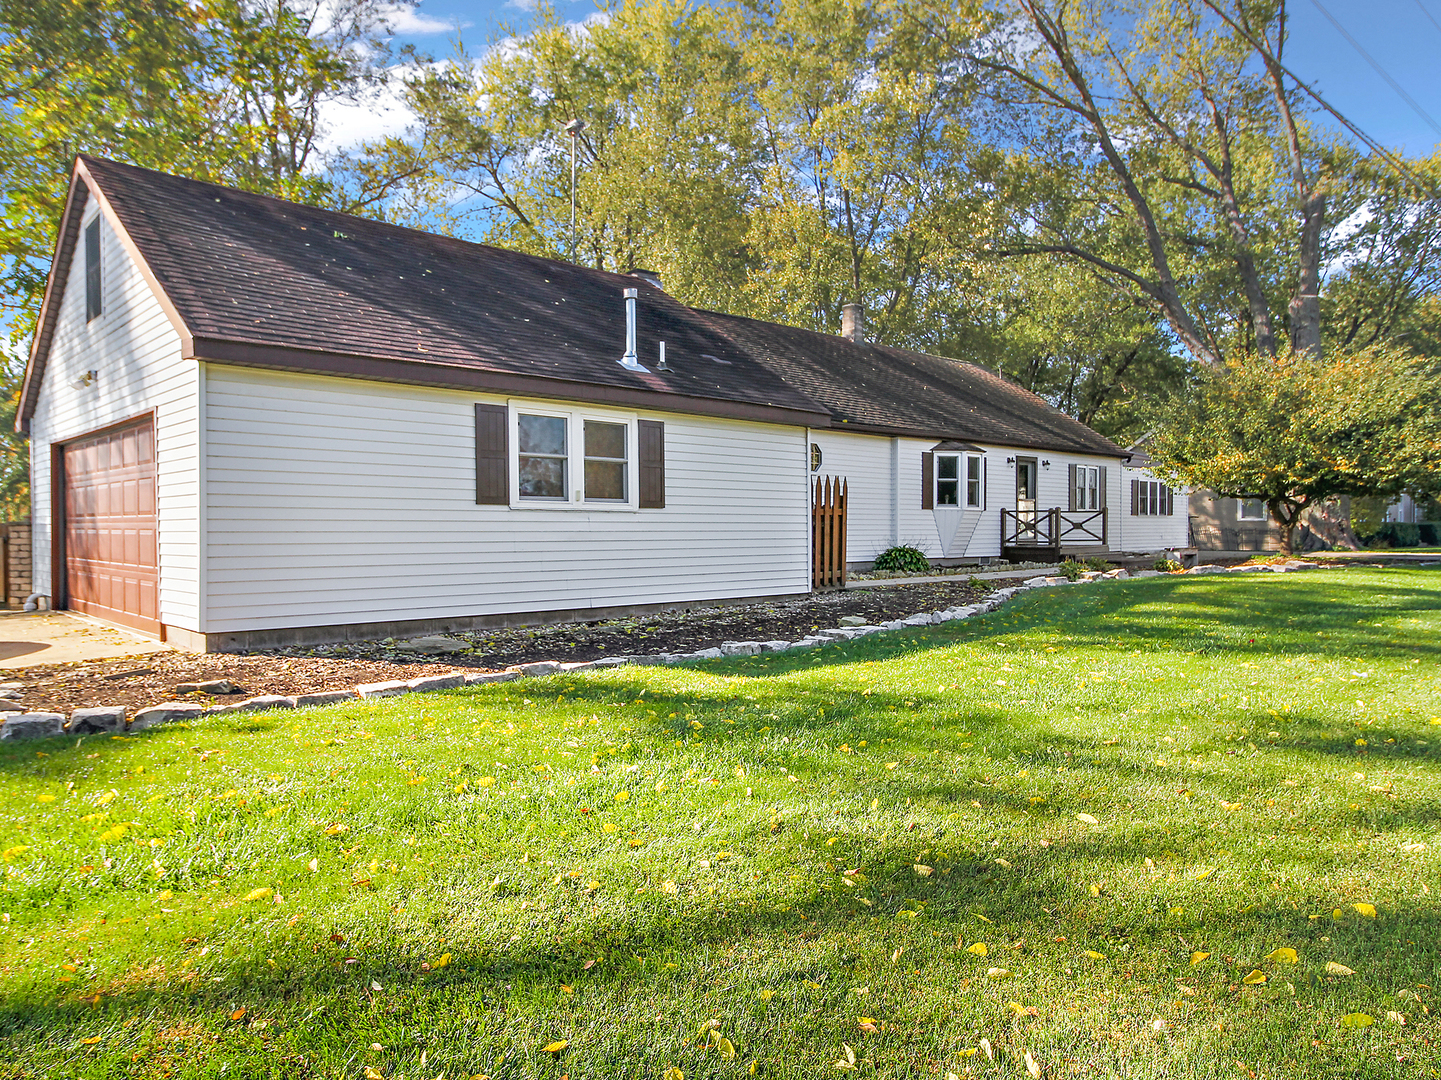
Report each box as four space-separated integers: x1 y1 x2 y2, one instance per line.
1164 486 1173 516
474 403 508 505
639 419 665 508
1130 478 1138 515
921 452 934 509
1098 466 1108 508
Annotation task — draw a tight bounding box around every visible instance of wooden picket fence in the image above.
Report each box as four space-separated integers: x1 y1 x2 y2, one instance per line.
812 475 848 591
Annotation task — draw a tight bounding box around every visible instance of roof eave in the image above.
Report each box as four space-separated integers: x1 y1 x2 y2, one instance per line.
826 419 1125 458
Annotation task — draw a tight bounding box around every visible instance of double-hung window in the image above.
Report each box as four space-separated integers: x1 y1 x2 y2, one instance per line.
510 404 639 508
933 452 985 508
1129 479 1174 515
1238 498 1266 521
1074 465 1101 510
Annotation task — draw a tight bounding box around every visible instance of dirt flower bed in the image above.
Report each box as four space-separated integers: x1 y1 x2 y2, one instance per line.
12 579 991 715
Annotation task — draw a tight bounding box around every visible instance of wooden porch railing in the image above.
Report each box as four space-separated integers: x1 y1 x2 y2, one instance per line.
1001 508 1108 556
812 475 847 591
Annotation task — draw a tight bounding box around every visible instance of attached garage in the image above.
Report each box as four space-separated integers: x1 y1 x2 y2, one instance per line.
57 417 159 635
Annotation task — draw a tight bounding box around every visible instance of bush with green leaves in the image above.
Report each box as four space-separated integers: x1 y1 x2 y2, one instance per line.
871 545 931 574
1154 557 1184 572
1058 560 1084 580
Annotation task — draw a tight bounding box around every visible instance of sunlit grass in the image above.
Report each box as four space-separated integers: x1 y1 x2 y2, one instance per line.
1 568 1438 1079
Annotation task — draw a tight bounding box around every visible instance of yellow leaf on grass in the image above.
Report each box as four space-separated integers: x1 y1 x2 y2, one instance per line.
956 1048 979 1058
1265 948 1298 964
432 953 451 970
542 1040 568 1053
1 845 29 861
81 1036 102 1045
760 989 775 1001
665 1068 684 1080
323 823 347 836
986 968 1013 979
560 985 573 995
914 865 933 877
857 1017 879 1034
1353 903 1377 918
36 793 56 804
1325 962 1355 976
1241 970 1267 985
364 1069 384 1080
615 791 630 802
230 1007 247 1021
1025 1049 1043 1079
966 942 988 956
1085 950 1105 960
243 887 273 903
1076 813 1099 825
1190 952 1210 965
713 1035 735 1059
1340 1013 1374 1029
308 858 319 873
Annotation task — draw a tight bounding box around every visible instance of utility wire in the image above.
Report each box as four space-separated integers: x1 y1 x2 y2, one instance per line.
1414 0 1441 38
1308 0 1441 137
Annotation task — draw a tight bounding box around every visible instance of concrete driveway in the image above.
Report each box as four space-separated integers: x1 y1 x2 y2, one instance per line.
0 611 174 669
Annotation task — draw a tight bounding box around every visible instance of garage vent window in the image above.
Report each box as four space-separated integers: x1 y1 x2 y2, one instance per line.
85 218 102 321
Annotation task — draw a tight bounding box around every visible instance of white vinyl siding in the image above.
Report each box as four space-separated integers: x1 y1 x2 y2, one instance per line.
28 189 200 631
1117 465 1190 552
200 366 810 631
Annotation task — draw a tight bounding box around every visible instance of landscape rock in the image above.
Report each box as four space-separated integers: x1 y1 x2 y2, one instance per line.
67 705 126 734
902 614 933 627
720 641 761 655
463 671 520 684
558 661 596 672
175 679 242 696
591 657 632 668
817 629 857 641
517 661 561 677
759 640 792 652
1022 576 1050 587
0 701 24 713
130 702 205 730
406 674 465 692
355 680 411 698
396 636 471 654
1133 569 1163 578
1 713 65 740
0 689 22 700
691 647 725 659
838 615 869 627
296 691 357 707
1187 564 1229 575
216 695 298 714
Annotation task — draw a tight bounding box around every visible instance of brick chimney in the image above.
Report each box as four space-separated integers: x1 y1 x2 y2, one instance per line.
841 302 864 344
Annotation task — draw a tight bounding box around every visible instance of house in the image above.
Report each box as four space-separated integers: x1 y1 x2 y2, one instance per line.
18 157 1186 651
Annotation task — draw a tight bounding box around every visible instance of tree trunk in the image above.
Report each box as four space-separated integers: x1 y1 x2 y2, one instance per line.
1302 498 1361 551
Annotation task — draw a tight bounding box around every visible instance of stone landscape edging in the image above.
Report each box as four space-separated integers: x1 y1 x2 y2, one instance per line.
0 559 1323 741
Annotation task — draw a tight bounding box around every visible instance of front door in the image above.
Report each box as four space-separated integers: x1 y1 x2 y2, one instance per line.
1016 457 1038 541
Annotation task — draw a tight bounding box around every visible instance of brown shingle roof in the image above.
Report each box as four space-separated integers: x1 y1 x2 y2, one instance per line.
22 156 1124 460
699 309 1124 457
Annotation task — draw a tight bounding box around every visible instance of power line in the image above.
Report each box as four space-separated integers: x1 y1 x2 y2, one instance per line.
1414 0 1441 39
1308 0 1441 137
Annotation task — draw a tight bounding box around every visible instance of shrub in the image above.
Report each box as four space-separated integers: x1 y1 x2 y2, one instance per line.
1420 522 1440 546
1154 557 1183 573
872 545 931 574
1369 522 1421 548
1083 556 1112 572
1058 560 1084 581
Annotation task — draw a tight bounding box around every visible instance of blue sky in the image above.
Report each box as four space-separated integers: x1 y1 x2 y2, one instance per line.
378 0 1441 157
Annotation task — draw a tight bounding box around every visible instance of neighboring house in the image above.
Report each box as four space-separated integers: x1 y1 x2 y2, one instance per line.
1188 490 1284 553
18 157 1184 651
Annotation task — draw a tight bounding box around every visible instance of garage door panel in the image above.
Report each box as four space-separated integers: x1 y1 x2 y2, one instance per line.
63 419 160 635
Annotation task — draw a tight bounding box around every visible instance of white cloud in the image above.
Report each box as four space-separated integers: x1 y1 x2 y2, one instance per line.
381 4 466 34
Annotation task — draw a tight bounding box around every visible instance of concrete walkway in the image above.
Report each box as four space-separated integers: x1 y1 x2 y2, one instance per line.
0 611 173 669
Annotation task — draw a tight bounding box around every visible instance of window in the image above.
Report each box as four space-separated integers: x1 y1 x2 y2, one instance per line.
84 217 102 321
517 413 568 499
1130 479 1175 515
583 420 627 501
932 452 984 508
1238 498 1266 521
504 404 643 508
965 454 984 508
1074 465 1101 510
936 454 960 506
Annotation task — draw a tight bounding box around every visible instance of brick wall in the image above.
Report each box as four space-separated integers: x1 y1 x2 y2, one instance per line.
2 520 33 609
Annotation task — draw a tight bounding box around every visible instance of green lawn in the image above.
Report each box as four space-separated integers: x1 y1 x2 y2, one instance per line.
2 569 1439 1080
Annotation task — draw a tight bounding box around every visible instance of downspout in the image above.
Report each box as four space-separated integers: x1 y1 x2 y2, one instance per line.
889 437 899 546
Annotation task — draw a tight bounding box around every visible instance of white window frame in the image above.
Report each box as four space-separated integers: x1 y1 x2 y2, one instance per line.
964 452 985 508
1074 465 1101 510
1238 497 1266 521
508 401 639 511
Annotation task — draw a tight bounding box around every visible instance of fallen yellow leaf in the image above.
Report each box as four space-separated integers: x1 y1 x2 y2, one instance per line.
1353 903 1377 918
1084 950 1105 960
542 1040 568 1053
363 1068 384 1080
81 1036 102 1045
986 968 1013 979
431 953 451 970
242 887 273 903
665 1068 684 1080
967 942 988 956
1190 951 1210 965
914 864 934 877
1076 813 1099 825
230 1007 246 1021
1325 962 1355 976
1024 1049 1043 1079
1340 1012 1375 1029
1241 970 1267 985
307 858 319 873
1265 948 1298 964
713 1035 735 1059
760 989 775 1001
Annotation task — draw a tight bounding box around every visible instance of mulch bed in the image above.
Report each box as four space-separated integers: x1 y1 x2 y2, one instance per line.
9 580 992 716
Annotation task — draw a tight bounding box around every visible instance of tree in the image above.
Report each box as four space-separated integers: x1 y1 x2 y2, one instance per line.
1151 345 1441 552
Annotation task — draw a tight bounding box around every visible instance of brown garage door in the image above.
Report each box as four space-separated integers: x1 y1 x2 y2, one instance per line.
63 419 159 635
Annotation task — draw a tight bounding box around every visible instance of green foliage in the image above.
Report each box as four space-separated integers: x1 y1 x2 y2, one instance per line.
1082 556 1112 572
1 570 1438 1078
1153 556 1183 572
1365 522 1421 548
1152 344 1441 551
870 544 930 574
1057 559 1084 580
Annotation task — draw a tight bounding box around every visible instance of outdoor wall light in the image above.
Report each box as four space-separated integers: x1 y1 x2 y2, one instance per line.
1005 456 1016 464
1041 459 1051 468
